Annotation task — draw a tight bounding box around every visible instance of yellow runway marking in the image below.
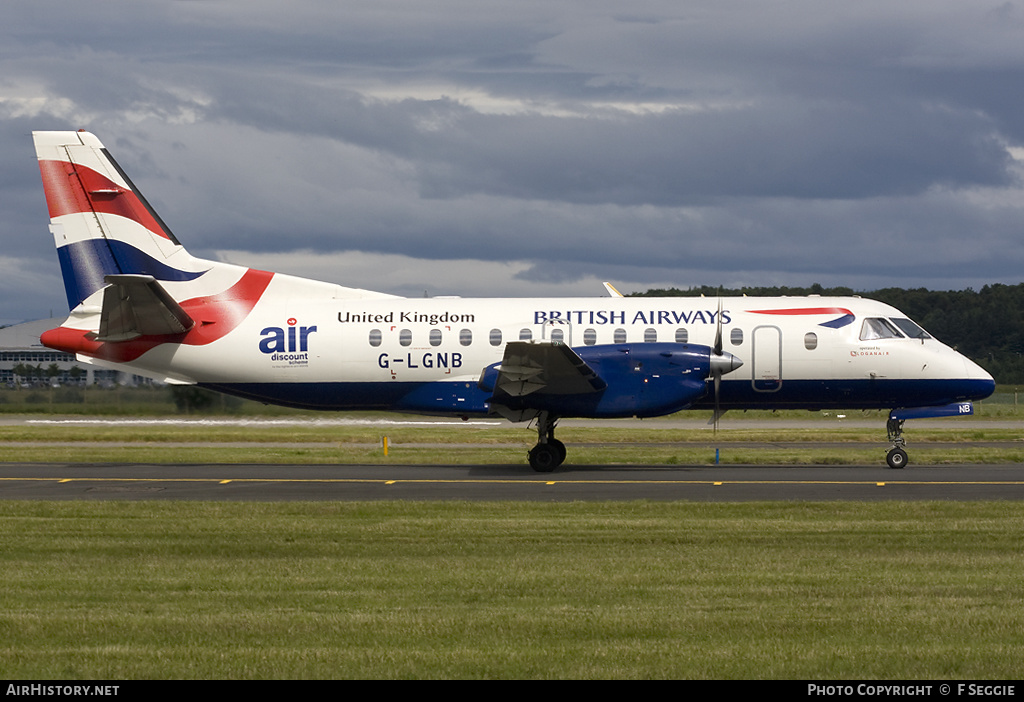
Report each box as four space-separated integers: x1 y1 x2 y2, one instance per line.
5 477 1024 486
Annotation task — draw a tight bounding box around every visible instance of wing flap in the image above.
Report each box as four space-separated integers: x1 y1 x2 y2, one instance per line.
492 342 607 399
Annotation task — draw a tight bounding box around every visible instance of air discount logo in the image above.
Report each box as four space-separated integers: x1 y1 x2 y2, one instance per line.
259 317 317 366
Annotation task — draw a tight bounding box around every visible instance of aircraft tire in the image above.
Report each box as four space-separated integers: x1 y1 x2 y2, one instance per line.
549 439 567 464
529 444 562 472
886 447 908 469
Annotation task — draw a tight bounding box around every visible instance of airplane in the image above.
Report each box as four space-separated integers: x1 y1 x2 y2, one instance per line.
32 130 995 471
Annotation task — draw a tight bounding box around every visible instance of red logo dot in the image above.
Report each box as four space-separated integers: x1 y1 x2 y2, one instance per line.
287 318 297 326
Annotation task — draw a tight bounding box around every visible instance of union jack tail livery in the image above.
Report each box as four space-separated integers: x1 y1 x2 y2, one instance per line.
32 130 995 471
34 130 390 379
34 130 208 310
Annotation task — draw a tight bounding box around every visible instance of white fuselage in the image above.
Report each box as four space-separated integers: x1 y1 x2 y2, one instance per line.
90 283 990 415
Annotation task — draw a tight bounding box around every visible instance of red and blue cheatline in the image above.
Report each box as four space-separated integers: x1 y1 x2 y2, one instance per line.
749 307 855 329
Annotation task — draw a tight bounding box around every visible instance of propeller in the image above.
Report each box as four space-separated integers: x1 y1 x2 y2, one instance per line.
714 293 723 357
708 294 743 434
713 296 723 433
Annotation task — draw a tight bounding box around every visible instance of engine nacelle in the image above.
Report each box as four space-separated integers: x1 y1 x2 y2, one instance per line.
481 343 720 418
571 342 714 417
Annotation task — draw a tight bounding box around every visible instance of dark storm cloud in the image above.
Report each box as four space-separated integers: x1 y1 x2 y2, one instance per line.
409 100 1012 203
2 0 1024 320
202 72 1014 205
0 118 56 259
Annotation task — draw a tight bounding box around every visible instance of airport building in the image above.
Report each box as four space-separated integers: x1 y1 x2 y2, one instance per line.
0 318 136 387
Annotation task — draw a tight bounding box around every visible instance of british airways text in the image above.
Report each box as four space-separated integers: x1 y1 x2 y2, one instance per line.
534 310 731 325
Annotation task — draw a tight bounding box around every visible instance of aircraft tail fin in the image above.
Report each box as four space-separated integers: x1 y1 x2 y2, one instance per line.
33 130 209 310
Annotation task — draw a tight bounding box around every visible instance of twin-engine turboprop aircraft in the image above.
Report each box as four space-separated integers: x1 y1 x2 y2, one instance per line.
33 130 995 470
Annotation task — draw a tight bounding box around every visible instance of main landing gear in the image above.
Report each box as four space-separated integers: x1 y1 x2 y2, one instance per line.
886 416 908 469
528 412 566 472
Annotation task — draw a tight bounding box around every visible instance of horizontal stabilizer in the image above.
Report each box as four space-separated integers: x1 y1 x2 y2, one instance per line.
92 274 195 341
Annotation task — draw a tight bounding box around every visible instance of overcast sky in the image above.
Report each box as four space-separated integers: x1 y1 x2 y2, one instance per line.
3 0 1024 322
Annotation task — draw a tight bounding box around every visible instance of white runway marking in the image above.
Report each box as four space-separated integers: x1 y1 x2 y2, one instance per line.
27 418 502 427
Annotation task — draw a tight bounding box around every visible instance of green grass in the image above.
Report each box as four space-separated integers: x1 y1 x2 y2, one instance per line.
2 414 1022 678
1 421 1023 465
0 384 1023 418
1 500 1023 678
3 422 1024 444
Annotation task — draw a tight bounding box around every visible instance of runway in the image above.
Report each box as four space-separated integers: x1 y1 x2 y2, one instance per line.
3 462 1024 501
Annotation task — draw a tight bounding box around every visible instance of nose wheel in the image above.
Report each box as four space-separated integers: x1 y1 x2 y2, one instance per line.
886 447 908 469
886 417 908 469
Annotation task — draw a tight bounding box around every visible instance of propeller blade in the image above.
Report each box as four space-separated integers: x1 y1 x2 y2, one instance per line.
707 292 740 433
713 370 721 434
714 295 723 356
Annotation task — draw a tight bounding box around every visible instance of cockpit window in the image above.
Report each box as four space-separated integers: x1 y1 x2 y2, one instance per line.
859 318 904 340
890 317 931 339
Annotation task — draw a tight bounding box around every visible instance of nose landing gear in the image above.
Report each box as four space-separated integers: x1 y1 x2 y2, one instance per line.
884 403 977 469
886 416 908 469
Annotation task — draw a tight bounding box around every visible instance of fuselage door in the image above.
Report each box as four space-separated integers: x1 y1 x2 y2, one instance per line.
752 325 782 392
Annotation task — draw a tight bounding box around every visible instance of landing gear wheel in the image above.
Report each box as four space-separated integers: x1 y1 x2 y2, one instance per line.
528 411 566 472
886 447 908 469
548 439 567 464
529 444 562 472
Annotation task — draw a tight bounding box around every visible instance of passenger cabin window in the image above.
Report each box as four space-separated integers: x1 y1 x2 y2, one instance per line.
675 328 688 344
489 329 502 346
890 318 931 339
550 328 564 343
584 328 597 345
460 329 472 346
644 328 657 343
860 318 904 341
369 329 382 347
614 328 627 344
730 328 743 346
399 329 412 346
519 328 532 341
429 329 442 347
804 332 817 350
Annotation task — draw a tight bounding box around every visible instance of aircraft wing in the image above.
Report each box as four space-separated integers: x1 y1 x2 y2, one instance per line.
92 274 195 341
489 341 608 399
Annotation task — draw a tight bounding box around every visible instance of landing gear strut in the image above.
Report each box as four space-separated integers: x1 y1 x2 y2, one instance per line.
886 416 908 469
528 412 566 472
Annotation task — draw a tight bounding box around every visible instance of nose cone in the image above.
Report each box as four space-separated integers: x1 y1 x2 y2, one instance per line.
711 351 743 376
963 357 996 400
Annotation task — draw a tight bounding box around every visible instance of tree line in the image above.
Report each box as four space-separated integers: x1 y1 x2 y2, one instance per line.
10 362 85 386
637 283 1024 384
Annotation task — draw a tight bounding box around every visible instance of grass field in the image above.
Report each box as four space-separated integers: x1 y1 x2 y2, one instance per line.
2 500 1024 679
1 419 1023 465
1 384 1024 417
1 412 1023 678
